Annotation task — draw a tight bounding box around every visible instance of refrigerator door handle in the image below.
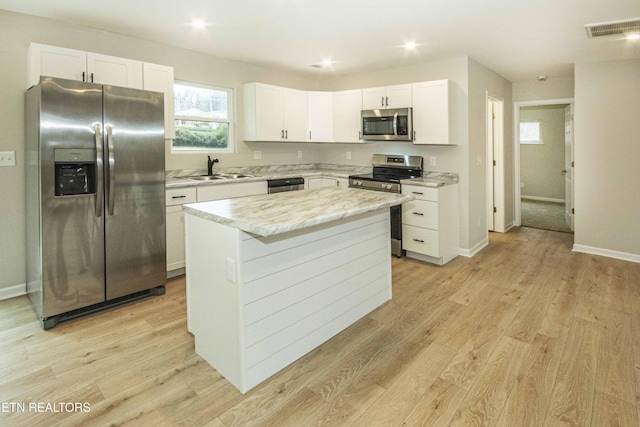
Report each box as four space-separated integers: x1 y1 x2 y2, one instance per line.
106 125 116 216
94 124 103 217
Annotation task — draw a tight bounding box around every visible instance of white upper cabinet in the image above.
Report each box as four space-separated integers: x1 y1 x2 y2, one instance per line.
332 89 363 143
411 79 452 145
362 84 412 110
243 83 308 142
28 44 175 138
28 43 144 89
307 92 334 142
143 62 176 139
86 52 143 89
27 44 87 88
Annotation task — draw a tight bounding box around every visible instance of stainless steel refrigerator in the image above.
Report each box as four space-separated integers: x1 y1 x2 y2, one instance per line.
25 76 166 329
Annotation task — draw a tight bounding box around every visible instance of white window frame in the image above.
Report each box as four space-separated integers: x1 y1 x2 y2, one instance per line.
172 81 234 154
519 120 543 145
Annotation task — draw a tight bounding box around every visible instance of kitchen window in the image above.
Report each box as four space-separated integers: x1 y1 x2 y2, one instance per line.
519 120 543 144
173 82 234 152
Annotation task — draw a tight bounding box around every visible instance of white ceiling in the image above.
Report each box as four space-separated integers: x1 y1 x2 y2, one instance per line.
1 0 639 82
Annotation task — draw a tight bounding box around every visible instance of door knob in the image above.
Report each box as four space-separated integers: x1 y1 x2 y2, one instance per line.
561 169 567 175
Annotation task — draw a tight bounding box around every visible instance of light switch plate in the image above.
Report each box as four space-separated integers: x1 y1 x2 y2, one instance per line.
0 151 16 167
253 150 262 160
429 156 436 166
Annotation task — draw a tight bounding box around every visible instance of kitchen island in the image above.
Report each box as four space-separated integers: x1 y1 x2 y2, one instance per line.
183 187 413 393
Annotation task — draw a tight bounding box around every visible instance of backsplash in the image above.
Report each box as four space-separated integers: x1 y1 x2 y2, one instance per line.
166 163 372 179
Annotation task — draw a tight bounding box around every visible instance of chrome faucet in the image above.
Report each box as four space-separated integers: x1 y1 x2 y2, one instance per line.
207 156 219 176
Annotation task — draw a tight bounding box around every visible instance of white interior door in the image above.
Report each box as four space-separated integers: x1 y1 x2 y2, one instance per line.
564 105 574 231
487 98 495 231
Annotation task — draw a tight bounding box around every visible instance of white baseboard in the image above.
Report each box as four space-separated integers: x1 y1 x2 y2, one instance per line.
521 196 565 204
573 244 640 264
0 283 26 301
459 237 489 258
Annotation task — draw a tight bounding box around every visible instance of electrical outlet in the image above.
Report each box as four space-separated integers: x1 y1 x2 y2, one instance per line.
297 150 303 159
346 151 352 160
253 150 262 160
429 156 436 166
0 151 16 167
226 258 236 283
477 155 482 165
477 216 481 227
520 182 524 188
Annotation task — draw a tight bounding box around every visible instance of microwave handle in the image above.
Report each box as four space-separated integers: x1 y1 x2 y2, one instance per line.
393 112 399 137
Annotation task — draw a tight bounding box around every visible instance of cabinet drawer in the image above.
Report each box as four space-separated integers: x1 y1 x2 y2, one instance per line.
402 200 438 229
166 187 196 206
402 184 438 202
402 225 439 257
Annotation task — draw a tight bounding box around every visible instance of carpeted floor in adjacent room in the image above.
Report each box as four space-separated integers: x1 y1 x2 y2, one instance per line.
521 199 573 233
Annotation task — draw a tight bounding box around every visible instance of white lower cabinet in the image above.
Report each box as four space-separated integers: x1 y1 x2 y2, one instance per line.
306 177 348 189
166 187 197 274
166 181 268 276
401 183 459 265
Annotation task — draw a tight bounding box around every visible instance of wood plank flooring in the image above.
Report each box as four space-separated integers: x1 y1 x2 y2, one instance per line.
1 227 639 426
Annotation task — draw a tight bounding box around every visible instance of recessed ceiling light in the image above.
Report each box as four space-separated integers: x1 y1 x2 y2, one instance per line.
537 75 548 81
627 33 640 40
191 20 207 29
321 59 333 67
404 41 417 49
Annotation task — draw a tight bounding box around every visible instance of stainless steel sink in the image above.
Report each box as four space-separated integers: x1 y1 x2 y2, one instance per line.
181 173 257 181
219 173 256 179
183 175 226 181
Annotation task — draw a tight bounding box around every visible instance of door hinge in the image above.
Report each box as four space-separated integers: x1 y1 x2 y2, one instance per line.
493 207 497 213
572 208 574 214
492 113 496 119
493 160 496 166
572 161 574 167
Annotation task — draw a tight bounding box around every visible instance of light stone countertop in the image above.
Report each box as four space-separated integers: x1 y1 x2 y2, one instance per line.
182 187 414 237
165 164 371 189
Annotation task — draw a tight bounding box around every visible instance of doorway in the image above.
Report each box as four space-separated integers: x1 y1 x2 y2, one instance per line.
514 99 574 233
486 95 505 233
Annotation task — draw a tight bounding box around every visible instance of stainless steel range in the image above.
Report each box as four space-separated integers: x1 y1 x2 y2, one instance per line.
349 154 423 257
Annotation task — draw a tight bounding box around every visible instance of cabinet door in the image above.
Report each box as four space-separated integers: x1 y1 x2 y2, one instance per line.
386 84 412 108
333 90 362 143
27 43 87 88
143 62 175 139
283 88 308 141
362 85 411 109
307 92 334 142
362 87 387 110
255 84 284 141
307 177 338 189
412 80 451 145
87 52 143 89
166 205 186 271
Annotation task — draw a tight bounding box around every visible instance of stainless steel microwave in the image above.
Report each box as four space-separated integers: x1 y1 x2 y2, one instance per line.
361 107 413 141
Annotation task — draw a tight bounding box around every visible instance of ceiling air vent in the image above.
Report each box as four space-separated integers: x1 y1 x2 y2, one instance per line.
585 17 640 38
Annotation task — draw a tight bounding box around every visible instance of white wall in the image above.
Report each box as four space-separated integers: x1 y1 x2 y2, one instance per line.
512 76 575 102
574 59 640 259
520 105 566 201
467 58 513 246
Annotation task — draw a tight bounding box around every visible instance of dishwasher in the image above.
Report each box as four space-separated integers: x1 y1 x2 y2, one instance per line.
267 177 305 193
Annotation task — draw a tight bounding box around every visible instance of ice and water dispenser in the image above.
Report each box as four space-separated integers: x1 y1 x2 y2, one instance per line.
54 149 96 196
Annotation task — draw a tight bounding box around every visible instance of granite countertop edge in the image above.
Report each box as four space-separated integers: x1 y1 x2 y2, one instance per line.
182 187 414 237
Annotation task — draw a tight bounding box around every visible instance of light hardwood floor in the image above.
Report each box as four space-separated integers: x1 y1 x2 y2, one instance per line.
2 227 639 426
